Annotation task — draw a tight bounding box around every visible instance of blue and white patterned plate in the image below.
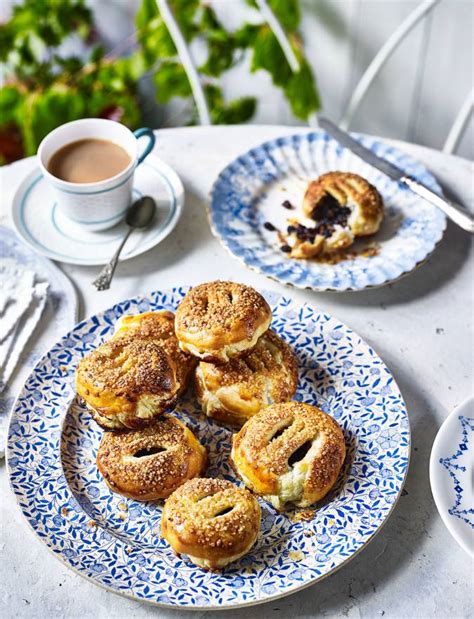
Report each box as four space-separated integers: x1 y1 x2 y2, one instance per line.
7 288 410 609
11 155 184 266
209 132 446 291
430 396 473 557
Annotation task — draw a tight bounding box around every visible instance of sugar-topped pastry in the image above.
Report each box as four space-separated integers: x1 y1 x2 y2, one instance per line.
96 415 207 500
231 402 346 510
76 311 195 430
195 330 298 426
113 310 196 394
175 281 272 364
286 172 384 259
161 477 261 570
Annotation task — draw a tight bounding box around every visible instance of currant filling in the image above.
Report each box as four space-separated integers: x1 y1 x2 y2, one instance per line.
288 192 351 243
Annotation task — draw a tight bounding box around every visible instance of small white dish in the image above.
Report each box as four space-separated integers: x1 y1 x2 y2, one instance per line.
430 396 474 557
11 154 184 265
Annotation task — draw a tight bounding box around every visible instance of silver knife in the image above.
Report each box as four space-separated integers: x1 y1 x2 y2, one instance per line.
319 117 474 234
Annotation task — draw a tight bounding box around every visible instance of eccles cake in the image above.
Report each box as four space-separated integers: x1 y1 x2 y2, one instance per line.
195 329 298 426
76 311 195 430
175 281 272 364
231 402 346 510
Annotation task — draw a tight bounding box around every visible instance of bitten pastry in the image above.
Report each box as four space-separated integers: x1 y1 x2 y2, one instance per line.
231 402 345 510
175 281 272 363
96 415 207 500
195 330 298 426
288 171 384 259
76 311 196 430
161 477 261 570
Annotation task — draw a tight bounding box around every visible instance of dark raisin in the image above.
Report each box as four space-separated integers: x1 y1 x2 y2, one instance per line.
280 244 292 253
264 221 277 232
287 225 296 234
282 200 294 210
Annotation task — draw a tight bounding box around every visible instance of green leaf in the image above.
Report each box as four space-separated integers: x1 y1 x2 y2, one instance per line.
234 23 260 48
268 0 301 32
125 51 147 81
0 85 24 126
203 84 256 125
137 17 176 65
211 96 257 124
172 0 200 41
152 61 192 103
250 25 292 86
136 0 158 27
199 7 236 77
245 0 300 30
284 59 321 119
22 85 86 155
89 45 105 63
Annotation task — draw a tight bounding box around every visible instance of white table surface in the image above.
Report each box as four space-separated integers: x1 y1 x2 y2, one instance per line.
1 125 473 618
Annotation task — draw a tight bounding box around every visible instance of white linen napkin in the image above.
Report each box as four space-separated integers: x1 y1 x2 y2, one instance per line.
0 261 36 342
0 281 49 392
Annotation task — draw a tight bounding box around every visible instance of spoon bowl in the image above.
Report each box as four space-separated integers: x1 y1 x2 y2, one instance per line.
126 196 156 229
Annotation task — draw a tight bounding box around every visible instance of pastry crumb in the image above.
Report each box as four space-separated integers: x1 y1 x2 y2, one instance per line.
291 509 316 522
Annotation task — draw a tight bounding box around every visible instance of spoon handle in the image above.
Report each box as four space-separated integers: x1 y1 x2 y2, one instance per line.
92 228 133 291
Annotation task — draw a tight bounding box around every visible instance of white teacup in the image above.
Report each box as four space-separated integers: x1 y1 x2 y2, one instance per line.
38 118 156 231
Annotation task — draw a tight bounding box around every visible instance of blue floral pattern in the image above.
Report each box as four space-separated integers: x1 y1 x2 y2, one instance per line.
209 132 446 291
439 415 474 528
7 288 410 608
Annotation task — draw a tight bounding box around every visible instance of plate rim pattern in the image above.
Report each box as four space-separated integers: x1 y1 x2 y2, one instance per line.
7 287 411 609
208 131 447 292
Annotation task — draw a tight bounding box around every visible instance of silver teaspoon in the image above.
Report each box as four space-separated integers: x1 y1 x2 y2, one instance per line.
92 196 156 291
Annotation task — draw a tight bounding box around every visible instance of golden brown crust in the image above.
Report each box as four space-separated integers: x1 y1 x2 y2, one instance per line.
231 402 345 510
96 415 207 500
76 311 196 430
303 172 384 234
195 330 298 426
161 477 261 569
175 282 272 363
114 311 196 396
289 171 384 259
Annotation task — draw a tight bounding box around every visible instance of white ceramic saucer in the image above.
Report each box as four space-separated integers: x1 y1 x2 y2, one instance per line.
11 155 184 265
430 396 474 557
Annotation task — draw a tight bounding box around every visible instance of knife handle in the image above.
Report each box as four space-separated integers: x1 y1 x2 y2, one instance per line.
402 176 474 234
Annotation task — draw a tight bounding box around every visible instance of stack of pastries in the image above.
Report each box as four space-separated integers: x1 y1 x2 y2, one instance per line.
76 281 345 570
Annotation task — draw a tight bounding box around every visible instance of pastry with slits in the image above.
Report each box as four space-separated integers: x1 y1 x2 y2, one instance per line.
195 330 298 426
287 171 384 259
175 281 272 364
161 477 261 570
76 310 196 430
96 415 207 500
231 402 346 510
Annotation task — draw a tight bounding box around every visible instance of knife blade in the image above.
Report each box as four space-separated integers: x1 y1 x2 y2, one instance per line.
318 117 474 234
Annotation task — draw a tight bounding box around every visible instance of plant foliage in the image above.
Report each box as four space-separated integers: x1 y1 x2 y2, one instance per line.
0 0 320 163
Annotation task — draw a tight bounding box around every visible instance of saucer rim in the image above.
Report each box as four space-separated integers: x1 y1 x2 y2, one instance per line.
10 155 184 266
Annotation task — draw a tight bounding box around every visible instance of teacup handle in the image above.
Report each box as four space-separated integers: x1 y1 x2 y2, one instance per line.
134 128 156 165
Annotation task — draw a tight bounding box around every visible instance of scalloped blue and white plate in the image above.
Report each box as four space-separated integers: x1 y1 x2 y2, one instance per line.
11 155 183 266
209 132 446 291
430 396 473 557
7 287 410 609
